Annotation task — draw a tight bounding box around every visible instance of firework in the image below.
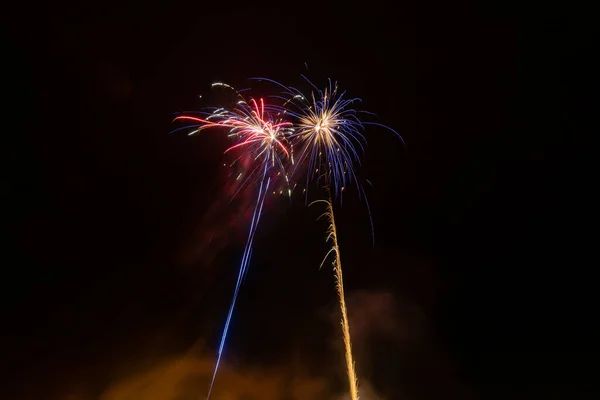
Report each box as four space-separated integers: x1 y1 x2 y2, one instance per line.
174 92 292 187
314 197 359 400
254 76 402 199
263 75 401 400
174 86 292 399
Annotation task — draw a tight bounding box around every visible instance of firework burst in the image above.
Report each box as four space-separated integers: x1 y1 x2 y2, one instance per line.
174 88 293 188
254 76 401 200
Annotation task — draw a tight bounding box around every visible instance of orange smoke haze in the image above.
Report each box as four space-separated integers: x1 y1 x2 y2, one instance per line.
98 343 385 400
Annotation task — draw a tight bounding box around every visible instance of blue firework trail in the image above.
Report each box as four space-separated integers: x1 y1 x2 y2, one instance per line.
173 87 292 399
206 162 271 399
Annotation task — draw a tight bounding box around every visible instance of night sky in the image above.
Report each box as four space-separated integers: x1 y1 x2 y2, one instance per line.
2 1 598 399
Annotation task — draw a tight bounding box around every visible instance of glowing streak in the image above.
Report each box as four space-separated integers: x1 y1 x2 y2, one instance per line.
206 165 271 399
313 197 359 400
174 91 291 400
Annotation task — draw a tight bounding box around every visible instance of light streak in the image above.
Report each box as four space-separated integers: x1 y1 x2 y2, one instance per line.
314 197 359 400
173 88 291 399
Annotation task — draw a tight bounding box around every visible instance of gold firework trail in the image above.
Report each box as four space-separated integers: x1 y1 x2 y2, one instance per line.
314 197 359 400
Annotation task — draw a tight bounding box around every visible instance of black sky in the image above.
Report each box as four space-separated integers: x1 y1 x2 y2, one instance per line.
2 1 598 399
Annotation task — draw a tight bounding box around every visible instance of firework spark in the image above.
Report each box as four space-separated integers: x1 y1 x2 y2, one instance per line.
314 197 359 400
174 88 292 399
254 76 402 199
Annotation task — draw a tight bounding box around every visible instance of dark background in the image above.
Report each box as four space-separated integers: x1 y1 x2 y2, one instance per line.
2 1 597 399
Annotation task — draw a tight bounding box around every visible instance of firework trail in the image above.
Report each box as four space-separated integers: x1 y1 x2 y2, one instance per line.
173 87 291 399
277 77 368 400
314 196 359 400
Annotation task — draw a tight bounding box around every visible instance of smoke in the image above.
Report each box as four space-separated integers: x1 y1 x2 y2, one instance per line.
99 346 334 400
95 292 404 400
341 289 428 355
98 349 389 400
51 287 461 400
321 290 412 399
176 156 258 270
330 290 467 400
